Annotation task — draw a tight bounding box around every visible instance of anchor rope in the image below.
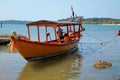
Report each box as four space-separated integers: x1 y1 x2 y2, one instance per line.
81 31 119 46
79 31 119 57
84 31 104 42
0 46 10 72
84 31 118 44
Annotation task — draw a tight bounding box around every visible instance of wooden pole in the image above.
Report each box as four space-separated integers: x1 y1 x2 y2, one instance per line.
70 26 72 32
54 27 57 40
73 25 76 40
46 26 48 41
58 26 61 43
67 26 69 35
37 26 40 42
27 26 30 40
78 25 81 38
1 21 2 28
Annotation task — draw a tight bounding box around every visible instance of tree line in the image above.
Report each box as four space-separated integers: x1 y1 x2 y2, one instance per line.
82 18 120 24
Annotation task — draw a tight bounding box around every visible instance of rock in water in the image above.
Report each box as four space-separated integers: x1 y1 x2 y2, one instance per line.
93 60 112 69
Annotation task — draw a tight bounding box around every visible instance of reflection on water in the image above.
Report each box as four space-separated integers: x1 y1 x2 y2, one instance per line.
17 50 82 80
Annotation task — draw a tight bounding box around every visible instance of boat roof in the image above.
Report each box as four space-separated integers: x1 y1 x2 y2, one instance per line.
26 19 81 27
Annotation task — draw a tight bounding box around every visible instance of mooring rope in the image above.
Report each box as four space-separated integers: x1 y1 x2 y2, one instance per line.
82 31 119 46
79 31 119 57
0 46 10 72
78 42 103 56
85 32 117 44
84 31 104 42
79 33 120 78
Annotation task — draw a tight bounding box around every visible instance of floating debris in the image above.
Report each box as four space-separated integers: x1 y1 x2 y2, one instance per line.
93 60 112 70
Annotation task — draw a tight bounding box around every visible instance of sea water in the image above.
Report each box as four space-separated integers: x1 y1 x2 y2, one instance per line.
0 24 120 80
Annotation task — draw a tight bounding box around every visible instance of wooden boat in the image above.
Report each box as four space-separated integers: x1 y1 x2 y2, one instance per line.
10 17 84 61
0 34 10 45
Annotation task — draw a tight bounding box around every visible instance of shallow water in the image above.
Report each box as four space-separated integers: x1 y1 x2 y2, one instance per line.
0 24 120 80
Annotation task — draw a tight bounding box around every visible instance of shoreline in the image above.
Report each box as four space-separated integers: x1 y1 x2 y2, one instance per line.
83 24 120 26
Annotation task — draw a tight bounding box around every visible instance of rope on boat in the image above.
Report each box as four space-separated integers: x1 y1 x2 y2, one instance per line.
78 42 103 57
79 31 119 56
82 31 119 46
84 31 104 43
0 46 10 72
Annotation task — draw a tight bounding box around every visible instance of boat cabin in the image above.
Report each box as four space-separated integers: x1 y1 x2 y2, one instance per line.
26 19 83 44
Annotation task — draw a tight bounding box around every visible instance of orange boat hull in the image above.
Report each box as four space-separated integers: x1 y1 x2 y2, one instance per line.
11 36 80 61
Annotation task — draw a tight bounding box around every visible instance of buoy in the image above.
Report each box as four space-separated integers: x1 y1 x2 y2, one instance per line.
93 60 112 70
117 30 120 36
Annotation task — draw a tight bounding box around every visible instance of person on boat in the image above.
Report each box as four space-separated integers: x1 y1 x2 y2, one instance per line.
64 33 70 42
46 32 51 41
57 28 64 39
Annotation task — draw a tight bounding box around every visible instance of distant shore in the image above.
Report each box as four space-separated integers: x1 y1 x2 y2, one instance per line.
0 20 32 24
83 23 120 26
1 17 120 25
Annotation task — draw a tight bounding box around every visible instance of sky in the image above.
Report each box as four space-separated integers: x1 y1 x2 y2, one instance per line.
0 0 120 21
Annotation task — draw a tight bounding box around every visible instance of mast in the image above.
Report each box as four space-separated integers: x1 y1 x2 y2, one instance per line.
71 6 75 18
1 21 2 28
27 26 30 40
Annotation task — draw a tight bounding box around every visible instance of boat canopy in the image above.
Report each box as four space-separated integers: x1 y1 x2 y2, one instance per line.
25 17 83 43
26 20 81 27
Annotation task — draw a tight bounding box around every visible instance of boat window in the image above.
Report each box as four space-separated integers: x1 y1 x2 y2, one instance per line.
45 27 55 41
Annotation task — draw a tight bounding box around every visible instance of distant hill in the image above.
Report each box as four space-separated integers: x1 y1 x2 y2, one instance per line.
0 20 32 24
1 18 120 24
82 18 120 24
59 17 120 24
